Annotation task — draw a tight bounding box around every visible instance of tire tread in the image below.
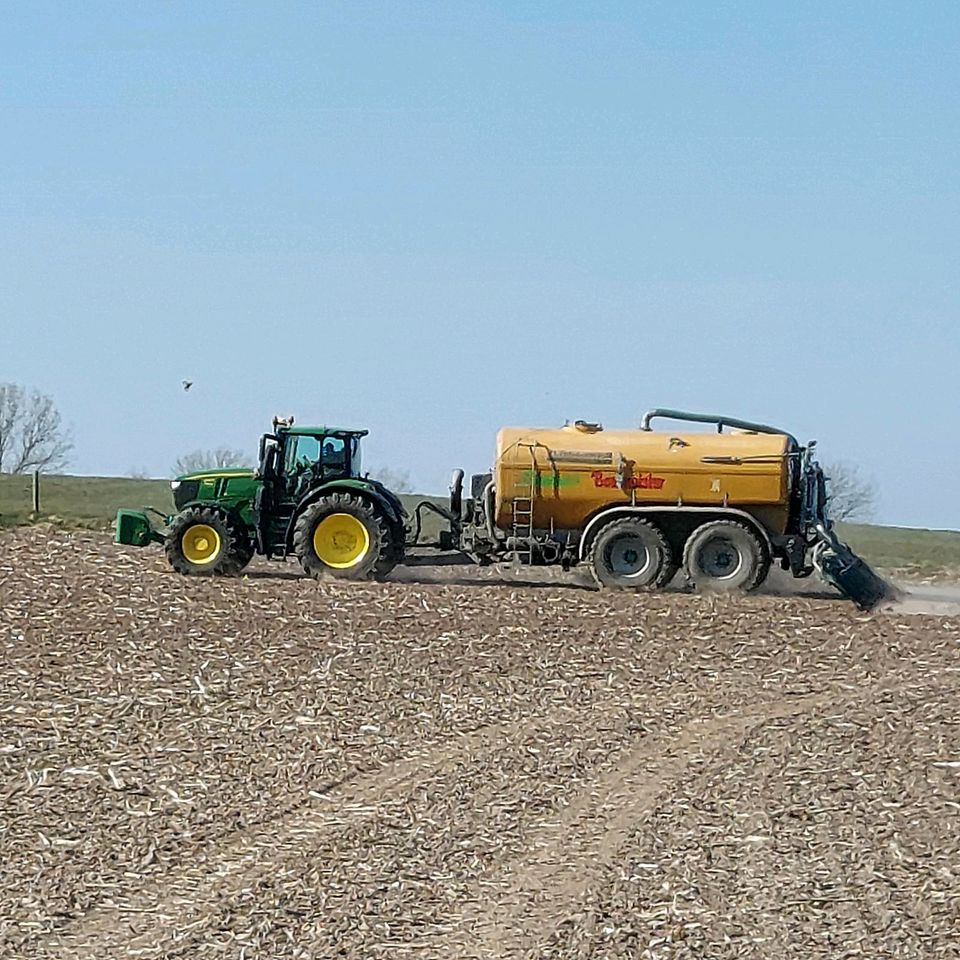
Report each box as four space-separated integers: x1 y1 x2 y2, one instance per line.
293 493 395 581
681 519 769 593
588 518 673 590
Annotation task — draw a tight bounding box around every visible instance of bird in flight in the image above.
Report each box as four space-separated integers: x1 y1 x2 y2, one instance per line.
182 380 193 391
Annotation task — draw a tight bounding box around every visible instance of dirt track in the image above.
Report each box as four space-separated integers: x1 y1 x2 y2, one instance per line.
1 526 959 958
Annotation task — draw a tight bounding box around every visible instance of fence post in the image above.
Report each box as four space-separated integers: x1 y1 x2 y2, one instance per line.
32 470 40 514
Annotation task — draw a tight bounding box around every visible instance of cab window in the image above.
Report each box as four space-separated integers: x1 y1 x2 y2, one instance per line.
285 435 322 474
321 436 347 472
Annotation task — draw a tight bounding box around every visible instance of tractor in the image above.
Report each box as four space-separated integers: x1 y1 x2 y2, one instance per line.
116 417 406 579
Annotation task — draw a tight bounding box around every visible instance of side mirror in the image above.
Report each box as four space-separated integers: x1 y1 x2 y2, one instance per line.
257 437 280 480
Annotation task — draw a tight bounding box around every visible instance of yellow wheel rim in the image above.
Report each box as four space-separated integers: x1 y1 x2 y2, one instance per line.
182 523 222 565
313 513 370 569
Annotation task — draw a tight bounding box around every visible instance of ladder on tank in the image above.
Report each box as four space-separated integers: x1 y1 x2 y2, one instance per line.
510 444 538 565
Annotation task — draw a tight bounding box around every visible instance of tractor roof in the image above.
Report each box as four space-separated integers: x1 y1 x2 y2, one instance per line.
279 425 369 438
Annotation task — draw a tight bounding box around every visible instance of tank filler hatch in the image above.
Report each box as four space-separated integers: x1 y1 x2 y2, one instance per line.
565 420 603 433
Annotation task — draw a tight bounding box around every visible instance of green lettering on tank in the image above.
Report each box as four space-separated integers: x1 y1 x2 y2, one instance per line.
518 469 580 490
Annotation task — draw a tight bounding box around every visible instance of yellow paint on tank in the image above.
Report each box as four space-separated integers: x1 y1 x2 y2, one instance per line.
493 422 793 536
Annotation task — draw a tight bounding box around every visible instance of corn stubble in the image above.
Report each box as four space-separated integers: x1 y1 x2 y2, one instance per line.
1 526 958 959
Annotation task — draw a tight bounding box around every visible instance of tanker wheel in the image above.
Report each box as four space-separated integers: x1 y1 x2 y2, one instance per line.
682 520 769 593
293 493 393 581
165 507 251 577
589 518 674 590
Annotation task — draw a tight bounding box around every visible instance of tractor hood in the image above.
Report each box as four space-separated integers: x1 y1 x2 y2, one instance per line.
175 467 256 482
170 468 258 512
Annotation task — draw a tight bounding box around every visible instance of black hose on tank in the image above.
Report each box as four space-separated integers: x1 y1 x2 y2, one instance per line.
640 408 798 446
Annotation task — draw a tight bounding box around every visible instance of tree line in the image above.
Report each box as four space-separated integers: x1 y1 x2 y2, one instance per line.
0 380 866 517
0 383 73 474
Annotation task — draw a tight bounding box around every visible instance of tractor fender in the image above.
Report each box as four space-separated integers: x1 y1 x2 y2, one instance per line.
354 478 407 525
284 481 404 550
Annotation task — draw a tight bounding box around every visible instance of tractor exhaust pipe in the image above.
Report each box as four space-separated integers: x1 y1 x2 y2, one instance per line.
449 469 464 519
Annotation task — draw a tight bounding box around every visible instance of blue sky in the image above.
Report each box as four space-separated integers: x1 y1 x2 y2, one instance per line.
2 2 958 528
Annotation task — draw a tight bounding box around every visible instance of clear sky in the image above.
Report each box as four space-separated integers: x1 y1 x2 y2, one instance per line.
2 2 958 528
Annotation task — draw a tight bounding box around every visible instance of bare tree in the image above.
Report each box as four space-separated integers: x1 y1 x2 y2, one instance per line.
173 447 250 476
823 460 877 522
0 383 73 474
372 466 413 493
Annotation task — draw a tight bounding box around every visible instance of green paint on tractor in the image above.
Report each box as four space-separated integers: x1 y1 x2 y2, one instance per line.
116 418 407 582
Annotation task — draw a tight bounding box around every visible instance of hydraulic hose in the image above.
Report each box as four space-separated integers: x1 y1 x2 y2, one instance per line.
406 499 457 547
483 481 502 542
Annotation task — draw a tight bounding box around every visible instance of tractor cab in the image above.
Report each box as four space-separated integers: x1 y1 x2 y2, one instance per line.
247 417 377 560
257 417 368 500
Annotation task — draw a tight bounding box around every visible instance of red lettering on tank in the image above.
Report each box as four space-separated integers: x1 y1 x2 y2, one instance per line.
591 471 666 490
590 471 618 488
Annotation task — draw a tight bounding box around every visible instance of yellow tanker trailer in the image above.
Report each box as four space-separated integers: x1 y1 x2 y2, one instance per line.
431 409 889 609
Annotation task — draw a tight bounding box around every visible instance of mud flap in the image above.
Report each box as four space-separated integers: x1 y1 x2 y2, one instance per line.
813 527 897 611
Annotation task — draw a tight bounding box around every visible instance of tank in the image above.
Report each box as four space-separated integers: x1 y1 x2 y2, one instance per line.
493 421 793 537
444 409 892 609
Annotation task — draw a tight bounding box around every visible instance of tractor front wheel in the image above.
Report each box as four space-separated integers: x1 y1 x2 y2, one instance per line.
294 494 394 581
165 507 251 577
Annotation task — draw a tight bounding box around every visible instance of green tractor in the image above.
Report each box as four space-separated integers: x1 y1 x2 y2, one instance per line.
116 417 407 580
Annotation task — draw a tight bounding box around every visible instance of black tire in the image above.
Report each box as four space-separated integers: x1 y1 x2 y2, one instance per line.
165 507 251 577
228 533 255 575
293 493 392 581
589 518 674 590
660 559 682 588
682 520 769 593
378 522 405 579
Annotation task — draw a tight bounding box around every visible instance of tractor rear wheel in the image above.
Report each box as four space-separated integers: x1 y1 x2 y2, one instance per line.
589 518 674 590
382 526 405 577
294 493 394 581
165 507 251 577
229 533 255 575
682 520 769 593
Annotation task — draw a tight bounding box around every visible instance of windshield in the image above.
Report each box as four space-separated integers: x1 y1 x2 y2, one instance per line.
283 434 354 477
284 435 322 474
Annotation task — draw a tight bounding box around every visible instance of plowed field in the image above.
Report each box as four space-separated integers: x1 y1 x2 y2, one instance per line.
1 527 958 959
